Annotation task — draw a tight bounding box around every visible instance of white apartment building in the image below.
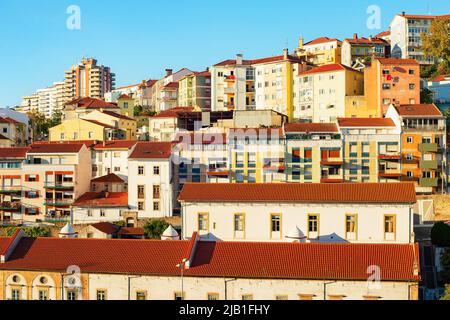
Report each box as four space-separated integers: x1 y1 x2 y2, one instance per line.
72 191 128 224
0 231 420 300
128 142 175 218
390 13 450 64
179 183 416 243
21 82 64 118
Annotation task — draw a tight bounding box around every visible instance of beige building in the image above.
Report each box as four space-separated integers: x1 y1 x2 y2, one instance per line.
295 36 342 66
81 110 137 140
0 230 420 300
63 58 115 102
178 71 211 111
62 97 120 121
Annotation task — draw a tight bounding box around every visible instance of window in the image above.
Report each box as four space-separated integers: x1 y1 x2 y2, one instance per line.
100 210 105 217
234 214 245 232
382 69 390 75
384 215 396 236
271 214 281 232
346 214 357 234
242 294 253 300
138 201 145 211
73 132 78 140
406 154 413 161
207 293 219 300
409 69 415 75
153 185 160 199
153 201 160 211
276 295 288 300
137 185 145 199
66 290 76 300
198 213 209 231
174 292 184 300
247 170 256 183
407 136 413 143
153 166 160 175
11 289 20 300
27 174 38 182
409 83 415 90
60 133 65 140
308 214 319 238
38 290 48 300
407 171 413 178
138 166 144 175
97 290 107 300
382 83 390 90
88 132 94 139
114 167 120 172
328 295 345 300
136 292 147 300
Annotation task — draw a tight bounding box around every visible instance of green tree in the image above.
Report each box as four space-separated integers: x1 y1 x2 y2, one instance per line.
143 219 169 239
441 286 450 300
28 110 50 139
5 226 51 237
431 222 450 247
134 105 143 117
443 107 450 124
421 18 450 75
440 248 450 285
420 88 434 104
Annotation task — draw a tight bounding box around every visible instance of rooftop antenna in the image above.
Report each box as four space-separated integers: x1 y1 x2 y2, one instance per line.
427 3 431 15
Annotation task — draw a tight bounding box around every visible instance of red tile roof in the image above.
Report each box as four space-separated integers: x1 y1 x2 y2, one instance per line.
93 140 137 150
64 97 118 109
397 13 447 19
284 123 338 133
162 82 179 90
178 183 417 204
90 222 119 235
82 119 115 129
0 236 420 281
375 58 419 65
129 142 173 159
393 104 443 117
375 30 390 38
0 117 21 124
303 37 341 46
73 192 128 207
191 71 211 77
345 36 388 45
0 134 9 140
431 75 448 82
118 94 133 100
117 227 145 236
337 118 396 127
91 173 124 183
214 54 302 67
151 107 195 118
298 63 360 76
28 143 84 154
0 147 30 158
33 140 98 148
100 110 135 121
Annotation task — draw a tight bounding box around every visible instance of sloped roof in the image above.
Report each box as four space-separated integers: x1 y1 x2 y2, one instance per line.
284 123 338 133
82 119 115 129
28 143 84 154
151 107 195 118
337 118 396 127
375 58 419 65
0 147 30 158
303 37 341 46
93 140 137 150
393 104 443 117
100 110 135 121
129 142 173 159
64 97 118 109
90 222 119 235
178 183 417 204
73 192 128 207
298 63 360 76
91 173 124 183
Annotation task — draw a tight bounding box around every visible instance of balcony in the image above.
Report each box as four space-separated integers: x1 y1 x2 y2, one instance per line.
320 158 343 166
224 75 236 82
378 153 401 160
223 87 235 94
420 160 438 170
0 202 21 212
419 178 438 188
378 171 402 178
44 199 73 207
44 182 74 190
0 186 22 194
44 216 71 223
320 177 344 183
419 143 438 153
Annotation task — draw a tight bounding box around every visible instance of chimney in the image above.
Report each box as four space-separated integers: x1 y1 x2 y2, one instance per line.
236 54 243 65
353 33 358 39
298 36 304 48
402 11 406 16
184 232 200 269
369 35 373 41
283 48 289 60
1 229 24 263
165 69 173 77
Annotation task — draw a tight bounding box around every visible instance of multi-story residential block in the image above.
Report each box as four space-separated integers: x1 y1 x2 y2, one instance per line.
365 58 421 116
386 103 447 194
0 116 26 147
117 94 135 118
284 123 343 183
337 118 402 183
19 94 38 114
174 132 229 187
81 110 137 140
178 71 211 111
228 128 285 183
341 34 390 68
63 58 115 102
62 97 120 120
426 75 450 103
0 230 420 300
376 30 391 42
72 191 129 224
293 64 365 122
148 107 195 142
20 143 92 223
128 142 175 218
20 82 64 118
390 12 450 64
0 109 31 144
179 182 417 243
90 173 126 193
105 80 156 108
150 68 193 113
0 148 29 223
49 118 124 142
295 36 342 66
91 140 137 183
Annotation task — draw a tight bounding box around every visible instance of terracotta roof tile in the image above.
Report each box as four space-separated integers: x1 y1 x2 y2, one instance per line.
129 142 173 159
178 183 417 203
345 37 388 45
64 97 118 109
151 107 195 118
100 110 135 121
93 140 137 150
298 63 360 76
303 37 341 46
285 123 338 133
375 31 390 38
162 82 179 90
91 173 124 183
82 119 115 129
0 147 30 158
337 118 396 127
394 104 443 117
375 58 419 65
117 227 145 236
0 237 420 281
73 192 128 207
90 222 119 235
28 143 84 154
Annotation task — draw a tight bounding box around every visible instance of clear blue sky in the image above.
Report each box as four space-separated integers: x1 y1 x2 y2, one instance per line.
0 0 449 107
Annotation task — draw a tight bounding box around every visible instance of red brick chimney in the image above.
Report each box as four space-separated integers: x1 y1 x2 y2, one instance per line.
165 69 173 77
353 33 358 39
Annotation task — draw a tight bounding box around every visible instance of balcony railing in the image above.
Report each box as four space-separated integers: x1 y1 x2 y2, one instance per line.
44 182 74 190
320 158 343 166
419 178 438 188
378 171 402 178
0 202 21 211
44 216 71 223
44 199 73 207
0 186 22 194
378 153 401 160
420 160 438 170
419 143 438 153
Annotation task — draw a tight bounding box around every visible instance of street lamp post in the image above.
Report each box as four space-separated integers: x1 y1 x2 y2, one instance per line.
176 258 188 300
